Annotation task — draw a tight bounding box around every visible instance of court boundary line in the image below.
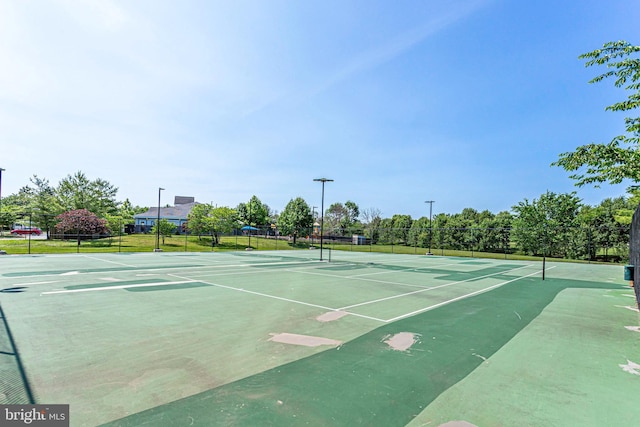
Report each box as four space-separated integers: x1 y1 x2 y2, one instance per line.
167 272 387 323
287 262 536 291
165 264 545 324
40 280 198 295
2 259 324 281
344 261 474 278
81 255 139 268
338 264 536 310
30 254 552 325
384 266 555 322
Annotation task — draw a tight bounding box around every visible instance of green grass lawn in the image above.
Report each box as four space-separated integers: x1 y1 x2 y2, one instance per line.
0 233 623 265
0 234 307 255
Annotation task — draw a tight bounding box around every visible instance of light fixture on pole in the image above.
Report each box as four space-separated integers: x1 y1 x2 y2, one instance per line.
313 178 333 261
156 187 165 251
425 200 435 255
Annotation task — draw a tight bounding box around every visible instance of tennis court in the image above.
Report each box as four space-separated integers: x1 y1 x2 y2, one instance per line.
1 251 639 426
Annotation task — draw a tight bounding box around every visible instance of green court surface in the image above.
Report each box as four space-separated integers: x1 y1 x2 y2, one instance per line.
0 251 639 426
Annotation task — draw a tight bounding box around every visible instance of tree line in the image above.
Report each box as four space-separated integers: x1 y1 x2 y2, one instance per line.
0 170 635 260
360 191 634 261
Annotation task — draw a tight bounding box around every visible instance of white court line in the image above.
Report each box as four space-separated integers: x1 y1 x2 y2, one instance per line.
4 259 322 280
40 280 197 295
8 281 60 286
384 267 555 323
81 255 139 268
289 263 535 291
339 264 536 310
155 259 322 272
179 269 285 279
346 262 462 278
287 268 431 289
163 260 324 277
167 273 386 323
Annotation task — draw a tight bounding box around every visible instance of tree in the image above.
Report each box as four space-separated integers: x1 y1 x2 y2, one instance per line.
104 199 147 235
578 197 629 261
236 196 269 227
344 200 360 233
152 219 176 244
187 204 215 238
119 199 146 223
57 171 118 217
361 207 382 244
431 213 450 250
209 206 238 245
325 200 361 236
377 218 394 244
553 41 640 186
390 214 412 245
0 190 32 232
611 187 640 224
0 178 62 235
277 197 312 244
54 209 108 236
482 211 513 253
442 214 469 250
29 175 63 238
186 204 237 244
511 192 583 257
407 217 430 248
325 203 348 235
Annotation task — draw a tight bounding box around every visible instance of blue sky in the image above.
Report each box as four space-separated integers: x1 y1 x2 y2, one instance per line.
1 0 639 219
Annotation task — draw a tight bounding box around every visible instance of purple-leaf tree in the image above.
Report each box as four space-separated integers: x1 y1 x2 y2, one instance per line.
55 209 108 236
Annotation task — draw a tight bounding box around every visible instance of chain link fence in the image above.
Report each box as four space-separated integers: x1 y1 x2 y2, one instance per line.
629 206 640 308
0 218 630 263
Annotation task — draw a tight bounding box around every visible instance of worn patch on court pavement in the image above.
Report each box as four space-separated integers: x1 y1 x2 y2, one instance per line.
316 311 349 322
383 332 420 351
268 333 342 347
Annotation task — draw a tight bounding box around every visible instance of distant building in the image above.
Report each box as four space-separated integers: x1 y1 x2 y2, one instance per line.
134 196 197 234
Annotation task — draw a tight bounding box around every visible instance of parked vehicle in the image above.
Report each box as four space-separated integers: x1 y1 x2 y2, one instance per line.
10 227 43 236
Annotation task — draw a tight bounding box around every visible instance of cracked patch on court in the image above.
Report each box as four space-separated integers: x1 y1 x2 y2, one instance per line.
615 305 640 313
619 359 640 375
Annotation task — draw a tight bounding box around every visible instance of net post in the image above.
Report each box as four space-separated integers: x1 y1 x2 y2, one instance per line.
630 204 640 309
542 223 547 281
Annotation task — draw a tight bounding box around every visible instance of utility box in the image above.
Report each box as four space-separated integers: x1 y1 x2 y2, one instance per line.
352 235 367 245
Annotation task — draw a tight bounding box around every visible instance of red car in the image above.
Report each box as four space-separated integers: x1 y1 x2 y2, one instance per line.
11 227 43 236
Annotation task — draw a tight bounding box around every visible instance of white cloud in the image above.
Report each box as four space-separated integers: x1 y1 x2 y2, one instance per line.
55 0 132 32
302 0 489 101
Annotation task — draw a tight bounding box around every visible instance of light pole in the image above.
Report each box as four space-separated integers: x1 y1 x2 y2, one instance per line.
312 206 317 245
425 200 435 255
0 168 4 236
313 178 333 261
156 187 164 251
248 200 252 248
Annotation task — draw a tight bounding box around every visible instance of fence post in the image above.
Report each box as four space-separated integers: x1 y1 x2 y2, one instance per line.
28 213 32 255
